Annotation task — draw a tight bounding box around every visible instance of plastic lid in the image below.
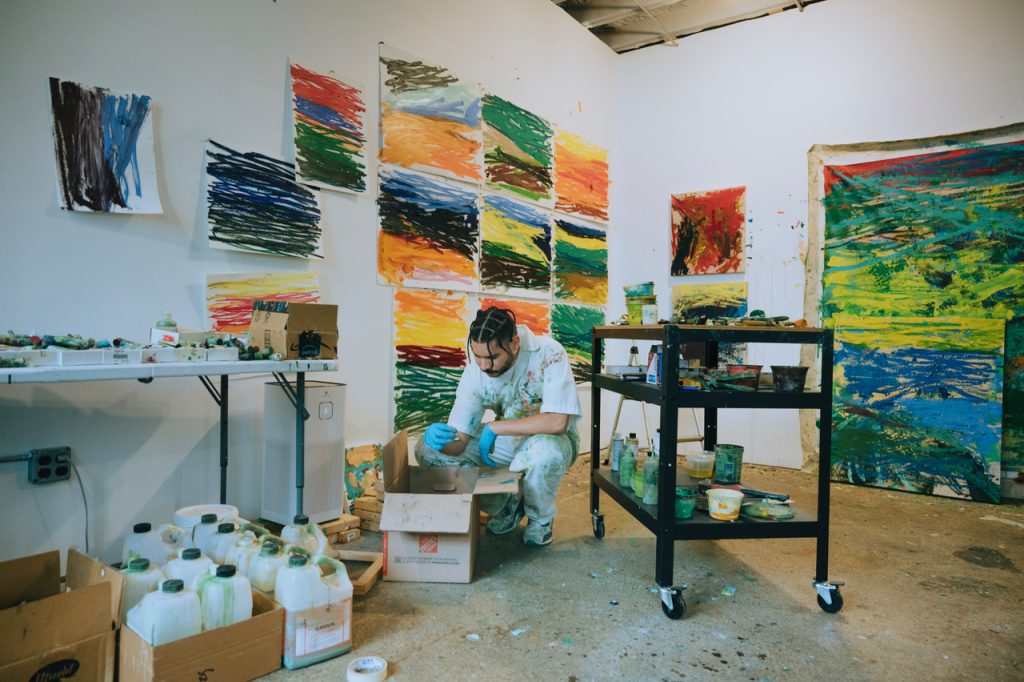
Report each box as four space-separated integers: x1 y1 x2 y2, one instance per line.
217 522 235 533
201 513 218 523
260 542 280 556
162 579 184 593
181 548 201 560
288 553 309 567
127 558 150 571
133 522 151 533
293 514 309 525
216 565 236 577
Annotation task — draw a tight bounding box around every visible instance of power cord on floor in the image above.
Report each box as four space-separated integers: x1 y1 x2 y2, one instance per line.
68 457 90 554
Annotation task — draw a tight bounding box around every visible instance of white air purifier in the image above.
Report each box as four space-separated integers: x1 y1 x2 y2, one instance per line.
261 381 346 525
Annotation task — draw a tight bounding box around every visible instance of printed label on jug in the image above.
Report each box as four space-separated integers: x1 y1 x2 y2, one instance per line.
290 602 352 657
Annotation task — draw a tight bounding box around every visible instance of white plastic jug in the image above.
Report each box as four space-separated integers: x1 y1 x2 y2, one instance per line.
191 513 222 552
122 522 181 566
126 578 202 645
248 541 289 593
195 564 253 631
227 535 261 577
281 514 330 558
164 547 215 589
119 558 166 623
276 553 353 669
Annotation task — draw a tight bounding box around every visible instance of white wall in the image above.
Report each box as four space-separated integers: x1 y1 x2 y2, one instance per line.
609 0 1024 467
0 0 617 564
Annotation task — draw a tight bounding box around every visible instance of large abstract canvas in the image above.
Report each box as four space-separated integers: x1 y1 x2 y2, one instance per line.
553 218 608 306
379 45 481 182
206 272 320 334
478 297 551 335
393 289 467 434
482 94 553 203
670 186 745 275
206 140 323 259
377 166 479 290
552 303 605 383
554 129 609 222
671 282 747 365
290 60 366 193
480 194 551 298
48 77 162 213
832 316 1004 502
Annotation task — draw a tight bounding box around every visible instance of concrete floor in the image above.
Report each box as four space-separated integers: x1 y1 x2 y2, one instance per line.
264 459 1024 681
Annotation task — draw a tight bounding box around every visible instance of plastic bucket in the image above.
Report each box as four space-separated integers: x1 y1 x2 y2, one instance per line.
713 443 744 484
674 488 697 519
707 488 744 521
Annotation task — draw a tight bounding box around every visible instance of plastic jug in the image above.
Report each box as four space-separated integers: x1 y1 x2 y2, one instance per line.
282 514 330 558
191 513 221 552
122 522 181 566
227 535 261 576
248 541 289 594
126 578 201 645
275 553 353 669
119 558 166 623
195 564 253 631
164 547 215 589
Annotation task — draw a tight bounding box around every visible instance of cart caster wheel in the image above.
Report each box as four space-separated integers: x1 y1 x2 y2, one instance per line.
661 590 686 620
592 515 605 539
816 589 843 614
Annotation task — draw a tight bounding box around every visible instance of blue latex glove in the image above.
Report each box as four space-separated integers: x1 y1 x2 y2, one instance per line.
424 423 457 451
478 424 498 467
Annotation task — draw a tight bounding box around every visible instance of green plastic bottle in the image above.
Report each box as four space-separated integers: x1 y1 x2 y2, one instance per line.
619 434 637 489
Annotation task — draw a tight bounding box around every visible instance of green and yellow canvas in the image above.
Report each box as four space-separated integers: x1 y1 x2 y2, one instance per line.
832 316 1004 502
482 94 553 203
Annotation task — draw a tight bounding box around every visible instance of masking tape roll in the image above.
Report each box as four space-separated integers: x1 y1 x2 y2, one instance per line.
347 656 388 682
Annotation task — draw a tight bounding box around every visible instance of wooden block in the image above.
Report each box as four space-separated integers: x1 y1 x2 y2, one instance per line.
337 549 383 596
354 497 383 513
359 518 381 533
321 514 360 536
354 509 382 524
337 528 361 544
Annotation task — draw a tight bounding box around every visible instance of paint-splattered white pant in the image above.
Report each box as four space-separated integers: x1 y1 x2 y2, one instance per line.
414 432 577 524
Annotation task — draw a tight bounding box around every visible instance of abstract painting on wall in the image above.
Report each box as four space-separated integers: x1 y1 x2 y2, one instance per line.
378 166 479 290
344 443 382 512
482 93 553 203
478 297 551 335
552 303 605 383
480 194 551 298
290 60 366 193
393 288 467 434
206 271 320 334
670 186 745 275
206 140 323 259
553 218 608 306
48 77 162 213
831 316 1004 502
671 282 748 365
554 129 609 222
379 44 481 182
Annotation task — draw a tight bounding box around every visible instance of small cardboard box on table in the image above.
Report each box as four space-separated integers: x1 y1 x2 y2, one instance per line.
247 301 338 360
380 430 520 583
0 549 122 681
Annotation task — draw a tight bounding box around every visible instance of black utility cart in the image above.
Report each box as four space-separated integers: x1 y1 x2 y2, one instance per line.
589 324 843 619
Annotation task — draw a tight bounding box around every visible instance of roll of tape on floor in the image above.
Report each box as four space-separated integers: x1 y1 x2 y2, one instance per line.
347 656 388 682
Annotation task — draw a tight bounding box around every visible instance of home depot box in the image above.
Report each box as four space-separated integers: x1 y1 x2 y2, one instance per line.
119 590 283 682
379 431 520 583
247 300 338 360
0 549 122 682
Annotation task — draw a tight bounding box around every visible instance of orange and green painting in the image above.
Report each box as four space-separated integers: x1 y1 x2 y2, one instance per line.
379 45 481 182
393 289 467 434
482 94 553 203
553 218 607 306
480 194 551 297
378 166 479 290
670 186 745 275
479 297 551 335
554 129 609 222
206 271 319 334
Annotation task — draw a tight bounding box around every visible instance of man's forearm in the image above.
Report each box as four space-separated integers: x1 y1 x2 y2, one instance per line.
489 412 570 436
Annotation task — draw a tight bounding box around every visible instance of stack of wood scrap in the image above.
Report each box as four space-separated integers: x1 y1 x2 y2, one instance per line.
353 480 386 532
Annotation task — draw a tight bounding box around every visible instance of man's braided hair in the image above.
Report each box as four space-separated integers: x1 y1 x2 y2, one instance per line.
468 307 517 358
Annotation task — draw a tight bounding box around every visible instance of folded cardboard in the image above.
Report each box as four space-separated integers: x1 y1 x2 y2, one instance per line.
248 301 338 360
119 589 283 682
0 549 122 682
379 431 519 583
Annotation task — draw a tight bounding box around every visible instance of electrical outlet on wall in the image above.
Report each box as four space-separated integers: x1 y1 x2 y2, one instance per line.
29 447 71 484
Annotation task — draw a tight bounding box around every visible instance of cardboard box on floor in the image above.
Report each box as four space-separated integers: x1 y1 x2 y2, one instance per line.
380 430 520 583
0 549 122 682
248 300 338 360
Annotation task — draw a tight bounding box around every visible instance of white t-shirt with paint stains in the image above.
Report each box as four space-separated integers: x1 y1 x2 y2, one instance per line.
448 325 581 463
